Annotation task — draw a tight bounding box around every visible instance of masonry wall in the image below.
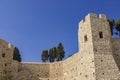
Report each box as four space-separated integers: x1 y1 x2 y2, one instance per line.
78 14 96 80
49 62 63 80
21 62 50 79
63 53 80 80
0 39 19 80
112 38 120 70
89 14 120 80
20 61 63 80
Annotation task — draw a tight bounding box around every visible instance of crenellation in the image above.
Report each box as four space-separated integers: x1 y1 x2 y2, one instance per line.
99 14 107 20
85 13 97 20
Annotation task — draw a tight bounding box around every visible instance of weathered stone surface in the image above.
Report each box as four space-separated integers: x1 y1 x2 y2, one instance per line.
0 13 120 80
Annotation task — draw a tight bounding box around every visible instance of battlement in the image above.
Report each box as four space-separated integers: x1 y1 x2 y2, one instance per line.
79 13 107 26
85 13 107 20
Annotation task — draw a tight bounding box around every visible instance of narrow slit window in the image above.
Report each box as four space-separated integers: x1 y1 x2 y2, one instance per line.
84 35 88 42
99 32 103 38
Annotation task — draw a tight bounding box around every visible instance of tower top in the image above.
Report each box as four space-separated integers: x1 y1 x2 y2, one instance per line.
79 13 107 25
85 13 107 20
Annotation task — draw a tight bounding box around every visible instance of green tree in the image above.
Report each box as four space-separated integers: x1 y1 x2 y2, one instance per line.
49 48 55 62
41 50 48 62
13 47 21 62
108 19 115 35
41 43 65 62
116 18 120 36
52 47 57 60
56 43 65 61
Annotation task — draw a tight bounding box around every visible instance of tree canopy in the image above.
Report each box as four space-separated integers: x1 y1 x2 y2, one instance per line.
56 43 65 61
13 47 22 62
41 43 65 62
108 19 115 35
41 50 48 62
116 18 120 36
108 18 120 37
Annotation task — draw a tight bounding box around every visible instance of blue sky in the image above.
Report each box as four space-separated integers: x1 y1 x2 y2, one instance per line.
0 0 120 62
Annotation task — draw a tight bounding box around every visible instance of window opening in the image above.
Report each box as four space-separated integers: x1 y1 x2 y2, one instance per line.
84 35 88 42
99 32 103 38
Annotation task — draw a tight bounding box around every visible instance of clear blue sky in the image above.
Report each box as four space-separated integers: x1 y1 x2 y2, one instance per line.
0 0 120 62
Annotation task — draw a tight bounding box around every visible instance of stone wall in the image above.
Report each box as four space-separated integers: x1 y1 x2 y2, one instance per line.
112 38 120 70
63 53 80 80
21 62 50 79
88 14 119 80
49 62 63 80
20 62 63 80
0 39 19 80
78 13 96 80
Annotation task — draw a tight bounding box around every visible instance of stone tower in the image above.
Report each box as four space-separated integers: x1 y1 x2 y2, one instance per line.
0 39 19 80
78 13 120 80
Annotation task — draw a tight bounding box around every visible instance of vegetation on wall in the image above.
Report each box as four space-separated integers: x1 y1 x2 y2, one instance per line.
41 43 65 62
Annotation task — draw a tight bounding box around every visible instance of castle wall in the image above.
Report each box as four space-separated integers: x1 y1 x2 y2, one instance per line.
21 62 50 79
112 38 120 70
63 53 80 80
20 53 81 80
78 13 96 80
21 62 63 80
89 14 119 80
1 13 120 80
0 39 20 80
49 62 63 80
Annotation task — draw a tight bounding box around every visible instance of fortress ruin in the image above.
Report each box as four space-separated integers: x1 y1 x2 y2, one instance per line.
0 13 120 80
